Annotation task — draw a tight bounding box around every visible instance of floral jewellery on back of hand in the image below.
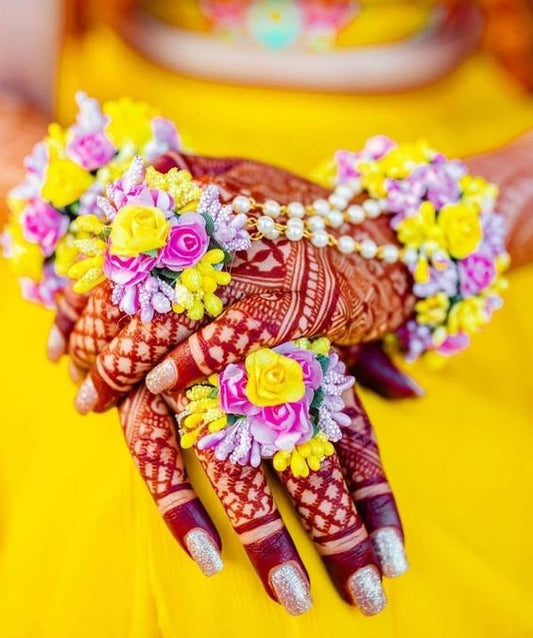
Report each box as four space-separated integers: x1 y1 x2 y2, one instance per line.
177 337 355 477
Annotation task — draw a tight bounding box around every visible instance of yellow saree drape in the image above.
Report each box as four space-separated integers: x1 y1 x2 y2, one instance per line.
0 26 532 638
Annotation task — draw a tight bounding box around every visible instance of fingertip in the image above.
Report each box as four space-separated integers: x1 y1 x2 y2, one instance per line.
47 325 66 363
68 361 85 385
372 528 408 578
270 563 313 616
146 360 178 394
347 565 387 616
185 529 224 577
74 377 97 415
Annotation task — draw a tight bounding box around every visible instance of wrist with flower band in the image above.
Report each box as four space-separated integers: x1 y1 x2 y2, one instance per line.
1 92 180 308
176 337 354 477
60 135 507 369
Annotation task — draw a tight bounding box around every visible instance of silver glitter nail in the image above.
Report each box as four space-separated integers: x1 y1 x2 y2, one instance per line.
347 565 387 616
75 377 97 415
185 529 223 577
372 528 408 578
270 564 312 616
47 325 65 363
146 360 177 394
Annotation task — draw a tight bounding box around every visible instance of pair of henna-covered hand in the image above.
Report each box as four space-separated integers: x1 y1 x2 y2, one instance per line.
46 142 533 616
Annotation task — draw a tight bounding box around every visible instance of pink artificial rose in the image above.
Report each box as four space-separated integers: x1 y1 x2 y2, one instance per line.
67 132 115 171
219 364 260 416
159 213 209 270
275 343 323 390
436 332 470 357
459 253 496 297
250 399 313 451
21 200 69 257
103 252 157 286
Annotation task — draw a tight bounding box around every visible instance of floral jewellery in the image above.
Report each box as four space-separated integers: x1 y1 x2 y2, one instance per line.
177 337 354 477
1 92 180 308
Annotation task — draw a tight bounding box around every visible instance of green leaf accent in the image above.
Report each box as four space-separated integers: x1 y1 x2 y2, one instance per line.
143 249 159 258
310 387 325 411
155 267 180 281
316 354 330 375
201 212 216 236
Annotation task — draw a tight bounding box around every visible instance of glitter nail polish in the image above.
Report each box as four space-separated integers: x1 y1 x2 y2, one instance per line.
372 528 408 578
185 529 223 577
347 565 387 616
47 325 65 363
75 377 97 414
146 360 178 394
270 564 312 616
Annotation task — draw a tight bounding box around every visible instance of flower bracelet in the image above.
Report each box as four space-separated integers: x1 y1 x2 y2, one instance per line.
177 337 354 478
2 93 509 367
1 92 180 308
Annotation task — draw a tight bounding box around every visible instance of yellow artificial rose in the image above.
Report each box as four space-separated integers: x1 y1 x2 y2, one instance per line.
103 97 155 149
3 223 44 280
447 298 489 335
415 293 450 326
438 202 482 259
41 158 93 208
245 348 305 407
109 205 170 257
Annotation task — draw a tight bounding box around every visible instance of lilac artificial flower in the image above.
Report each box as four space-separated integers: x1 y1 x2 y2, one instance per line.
78 182 104 217
396 320 434 362
413 261 459 298
316 352 354 442
19 263 66 309
478 211 507 259
198 418 264 468
111 275 175 322
459 253 496 297
10 141 48 200
198 184 251 252
144 117 180 162
74 91 109 133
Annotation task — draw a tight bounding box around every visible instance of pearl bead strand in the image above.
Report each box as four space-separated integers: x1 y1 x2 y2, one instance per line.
232 179 402 265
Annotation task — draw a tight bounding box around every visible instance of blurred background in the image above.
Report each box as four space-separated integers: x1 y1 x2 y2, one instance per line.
0 2 532 638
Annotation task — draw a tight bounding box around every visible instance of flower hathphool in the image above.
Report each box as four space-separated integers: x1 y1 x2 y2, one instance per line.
396 201 444 251
245 348 306 407
41 157 93 208
179 338 354 477
103 97 156 149
145 166 202 211
447 297 489 336
415 293 450 326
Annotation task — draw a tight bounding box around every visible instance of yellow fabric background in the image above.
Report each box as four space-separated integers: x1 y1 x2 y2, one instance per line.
1 27 532 638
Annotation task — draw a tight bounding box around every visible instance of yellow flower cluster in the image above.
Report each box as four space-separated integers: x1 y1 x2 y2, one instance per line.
145 167 202 211
180 383 226 449
358 140 433 198
173 249 231 321
273 433 335 478
2 222 44 280
66 215 108 293
292 336 331 355
103 97 157 149
397 200 482 271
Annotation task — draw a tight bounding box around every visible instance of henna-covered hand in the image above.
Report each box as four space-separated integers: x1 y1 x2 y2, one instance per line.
59 151 414 414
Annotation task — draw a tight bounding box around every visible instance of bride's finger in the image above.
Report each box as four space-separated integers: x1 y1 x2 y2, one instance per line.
145 290 327 395
118 385 222 576
278 454 387 616
195 446 312 616
336 388 408 578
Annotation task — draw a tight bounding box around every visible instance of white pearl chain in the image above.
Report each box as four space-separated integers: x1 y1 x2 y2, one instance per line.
232 178 401 265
